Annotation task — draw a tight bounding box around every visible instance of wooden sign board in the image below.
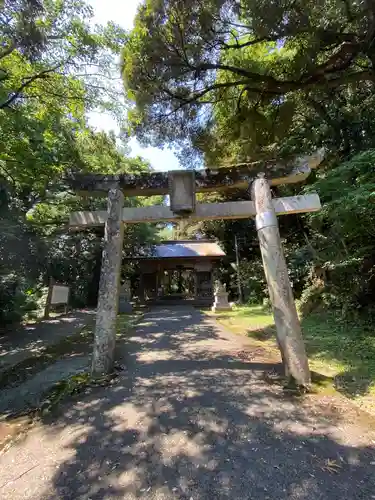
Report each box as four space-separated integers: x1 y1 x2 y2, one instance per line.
51 285 69 305
44 281 70 319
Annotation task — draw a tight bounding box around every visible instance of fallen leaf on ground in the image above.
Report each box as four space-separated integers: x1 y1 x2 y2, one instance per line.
320 458 342 474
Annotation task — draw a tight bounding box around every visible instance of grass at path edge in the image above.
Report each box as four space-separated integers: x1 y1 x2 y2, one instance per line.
208 305 375 411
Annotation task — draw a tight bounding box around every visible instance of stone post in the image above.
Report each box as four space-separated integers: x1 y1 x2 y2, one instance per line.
92 188 124 376
252 176 310 387
43 277 55 319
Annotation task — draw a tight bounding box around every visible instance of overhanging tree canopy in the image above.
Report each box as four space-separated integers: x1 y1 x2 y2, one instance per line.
122 0 375 160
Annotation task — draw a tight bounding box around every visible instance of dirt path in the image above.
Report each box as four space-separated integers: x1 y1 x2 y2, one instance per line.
0 310 95 421
0 310 95 374
0 306 374 500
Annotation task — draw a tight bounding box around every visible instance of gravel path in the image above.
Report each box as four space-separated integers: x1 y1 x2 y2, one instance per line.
0 306 374 500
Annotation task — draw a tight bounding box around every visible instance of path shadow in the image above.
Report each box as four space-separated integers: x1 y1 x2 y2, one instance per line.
124 306 225 357
0 310 95 373
20 306 373 500
0 310 96 418
247 326 275 341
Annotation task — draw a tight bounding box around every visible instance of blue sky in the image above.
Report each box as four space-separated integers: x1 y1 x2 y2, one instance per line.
87 0 179 171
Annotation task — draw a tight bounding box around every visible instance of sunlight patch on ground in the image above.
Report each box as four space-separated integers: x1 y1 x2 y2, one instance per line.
207 305 375 415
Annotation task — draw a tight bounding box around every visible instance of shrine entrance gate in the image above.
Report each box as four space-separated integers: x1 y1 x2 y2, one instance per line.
68 150 324 386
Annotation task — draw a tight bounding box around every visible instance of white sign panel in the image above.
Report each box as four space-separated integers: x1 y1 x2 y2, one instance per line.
51 285 69 305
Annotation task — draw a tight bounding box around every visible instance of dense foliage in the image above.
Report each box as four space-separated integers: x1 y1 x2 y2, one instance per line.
123 0 375 163
0 0 158 325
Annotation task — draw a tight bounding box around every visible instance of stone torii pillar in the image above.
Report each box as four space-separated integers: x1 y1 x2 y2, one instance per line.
252 175 310 386
92 187 124 376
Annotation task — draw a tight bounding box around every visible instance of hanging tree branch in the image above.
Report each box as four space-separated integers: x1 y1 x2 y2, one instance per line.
0 62 66 109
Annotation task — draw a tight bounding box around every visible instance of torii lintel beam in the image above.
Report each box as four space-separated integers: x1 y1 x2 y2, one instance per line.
67 150 324 196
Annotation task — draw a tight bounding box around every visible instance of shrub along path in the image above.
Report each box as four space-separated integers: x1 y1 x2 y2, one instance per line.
0 306 374 499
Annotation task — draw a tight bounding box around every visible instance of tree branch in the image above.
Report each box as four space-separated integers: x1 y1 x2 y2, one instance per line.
162 80 249 114
193 62 280 86
161 69 374 118
221 36 280 50
303 70 374 89
305 41 360 79
0 62 65 109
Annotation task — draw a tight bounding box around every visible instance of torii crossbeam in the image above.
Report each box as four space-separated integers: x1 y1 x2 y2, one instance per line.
67 150 324 196
70 194 321 227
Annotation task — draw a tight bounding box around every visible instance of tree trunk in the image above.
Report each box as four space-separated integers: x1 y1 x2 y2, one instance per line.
251 176 310 387
91 188 124 376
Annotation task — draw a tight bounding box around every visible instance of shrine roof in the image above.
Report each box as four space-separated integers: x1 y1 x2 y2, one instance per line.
133 240 226 259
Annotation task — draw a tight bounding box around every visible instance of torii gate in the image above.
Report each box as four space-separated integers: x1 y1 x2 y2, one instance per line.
68 150 324 386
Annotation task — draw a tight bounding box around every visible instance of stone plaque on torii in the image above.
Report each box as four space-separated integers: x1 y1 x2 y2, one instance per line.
67 149 324 385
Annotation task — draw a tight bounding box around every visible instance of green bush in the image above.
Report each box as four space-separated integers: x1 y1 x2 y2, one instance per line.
238 259 268 304
0 275 43 325
297 150 375 316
